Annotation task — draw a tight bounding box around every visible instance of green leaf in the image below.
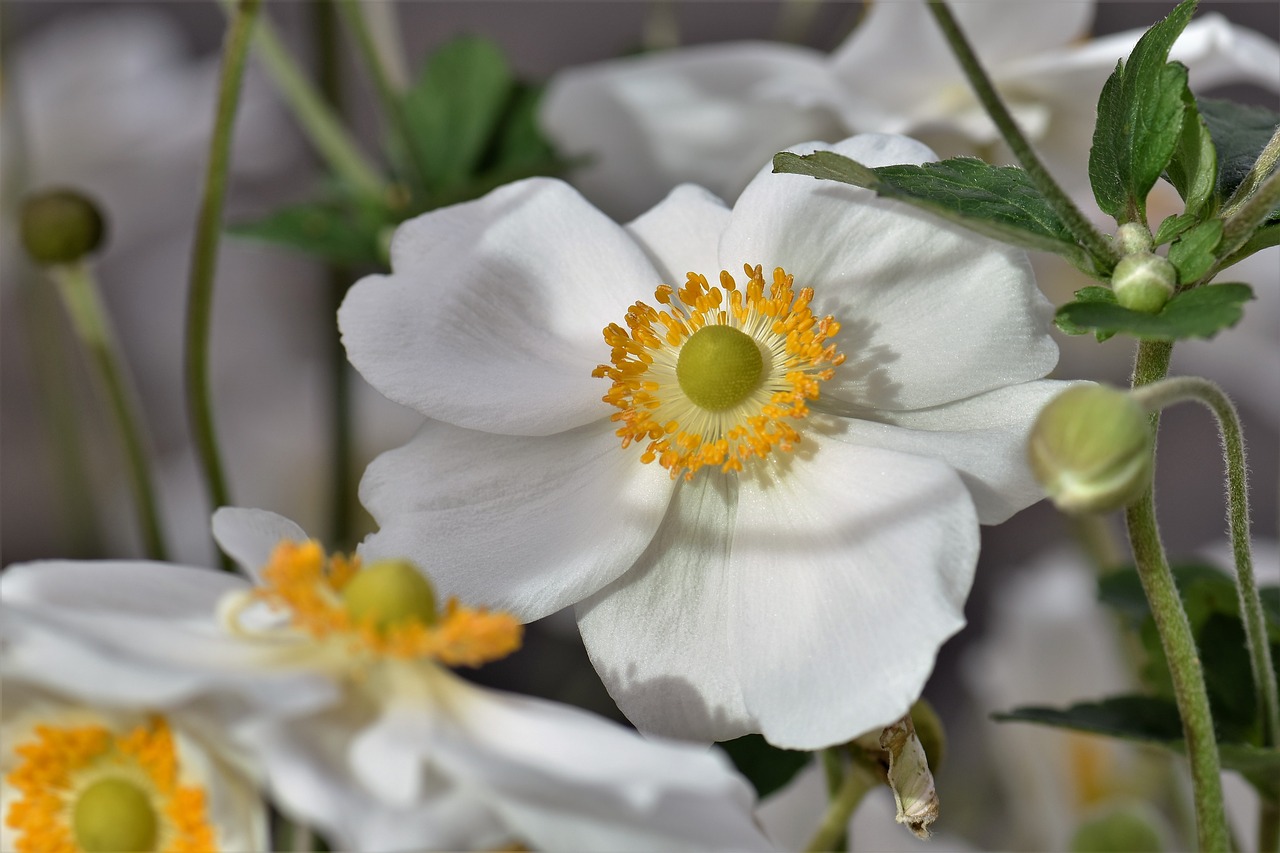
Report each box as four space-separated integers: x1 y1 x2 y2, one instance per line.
1164 82 1218 218
773 152 1093 271
1166 219 1222 284
1199 97 1280 213
717 734 811 798
1152 212 1198 246
228 198 390 267
492 83 558 170
402 36 514 194
1088 0 1197 223
1055 281 1253 341
1219 222 1280 270
1054 286 1119 340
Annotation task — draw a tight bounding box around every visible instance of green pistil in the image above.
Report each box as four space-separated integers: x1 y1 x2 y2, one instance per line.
676 325 763 411
73 777 158 853
342 559 438 633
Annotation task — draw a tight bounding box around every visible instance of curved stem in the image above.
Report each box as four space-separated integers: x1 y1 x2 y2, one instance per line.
1126 340 1228 852
188 0 261 570
1214 168 1280 275
1130 376 1280 749
805 755 876 853
51 264 167 559
924 1 1120 273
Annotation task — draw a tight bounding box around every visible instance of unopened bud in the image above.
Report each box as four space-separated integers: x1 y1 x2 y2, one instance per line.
1114 222 1153 255
1112 252 1176 313
20 189 106 265
1028 385 1152 515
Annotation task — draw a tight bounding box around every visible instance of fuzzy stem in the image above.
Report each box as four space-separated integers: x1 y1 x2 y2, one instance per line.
924 1 1119 273
1130 376 1280 749
187 0 261 570
1126 341 1228 851
1214 167 1280 274
51 263 168 559
805 757 876 853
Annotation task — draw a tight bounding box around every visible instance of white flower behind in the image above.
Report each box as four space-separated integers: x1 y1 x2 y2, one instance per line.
340 132 1075 750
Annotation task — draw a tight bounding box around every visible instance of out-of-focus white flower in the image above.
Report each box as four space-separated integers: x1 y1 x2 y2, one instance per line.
0 680 267 853
0 508 776 852
339 132 1072 749
541 2 1280 219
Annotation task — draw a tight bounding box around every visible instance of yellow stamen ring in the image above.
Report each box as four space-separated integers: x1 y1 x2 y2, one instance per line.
4 717 216 853
593 264 845 480
249 541 522 667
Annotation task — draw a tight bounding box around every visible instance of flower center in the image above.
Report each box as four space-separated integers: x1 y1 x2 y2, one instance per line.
675 325 764 411
74 778 158 853
238 541 522 667
594 264 845 480
4 716 216 853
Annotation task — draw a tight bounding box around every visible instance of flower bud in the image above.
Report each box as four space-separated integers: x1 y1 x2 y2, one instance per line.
20 189 107 265
1027 385 1152 515
1114 222 1153 255
342 559 438 633
1111 252 1176 313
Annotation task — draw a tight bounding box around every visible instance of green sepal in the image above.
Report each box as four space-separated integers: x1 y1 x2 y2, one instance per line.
1088 0 1197 223
228 193 394 267
717 734 812 798
772 152 1095 274
1164 81 1218 218
1055 281 1253 342
1199 98 1280 217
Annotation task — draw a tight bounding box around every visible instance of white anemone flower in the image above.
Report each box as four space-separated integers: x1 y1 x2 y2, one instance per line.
0 679 267 853
339 132 1075 750
540 2 1280 218
0 508 775 853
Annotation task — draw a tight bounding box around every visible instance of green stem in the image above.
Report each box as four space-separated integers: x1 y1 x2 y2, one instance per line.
188 0 261 570
1260 795 1279 853
217 0 386 200
1126 340 1229 852
1130 376 1280 749
804 758 877 853
51 263 167 559
1069 514 1127 573
924 1 1120 273
1221 125 1280 218
1215 167 1280 272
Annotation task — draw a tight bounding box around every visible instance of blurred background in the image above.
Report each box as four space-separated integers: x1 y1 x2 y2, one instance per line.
2 2 1277 849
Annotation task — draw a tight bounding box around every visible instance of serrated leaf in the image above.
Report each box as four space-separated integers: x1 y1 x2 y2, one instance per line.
773 152 1092 271
1165 82 1218 218
1055 281 1253 341
717 734 811 798
1054 286 1118 340
1199 98 1280 213
1153 212 1198 246
402 36 514 194
1090 62 1127 218
228 199 389 267
1166 219 1223 284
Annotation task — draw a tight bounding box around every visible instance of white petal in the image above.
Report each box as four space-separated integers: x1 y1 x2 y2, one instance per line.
211 506 308 581
625 184 730 285
339 178 660 436
541 42 843 220
358 418 673 621
576 473 756 743
429 674 774 852
819 380 1080 524
730 438 978 749
721 134 1058 411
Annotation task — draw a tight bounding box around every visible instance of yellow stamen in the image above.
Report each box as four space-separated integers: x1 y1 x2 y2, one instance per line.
4 717 216 853
251 541 522 666
593 264 845 480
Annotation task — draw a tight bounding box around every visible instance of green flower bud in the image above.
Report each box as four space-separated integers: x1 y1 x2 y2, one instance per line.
20 189 107 265
1114 222 1153 255
73 777 158 853
1027 385 1153 515
342 559 438 633
1070 806 1166 852
1112 252 1176 314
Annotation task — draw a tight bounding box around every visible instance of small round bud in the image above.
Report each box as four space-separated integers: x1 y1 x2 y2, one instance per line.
20 189 107 265
1112 252 1176 314
342 559 438 633
1028 385 1153 515
73 777 158 853
1114 222 1153 255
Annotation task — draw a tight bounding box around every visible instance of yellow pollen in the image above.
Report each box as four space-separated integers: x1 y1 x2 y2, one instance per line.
251 541 523 666
593 264 845 480
4 717 216 853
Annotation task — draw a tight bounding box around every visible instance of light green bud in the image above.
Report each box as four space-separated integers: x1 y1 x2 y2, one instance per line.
73 777 158 853
1070 806 1165 852
1114 222 1153 255
1027 385 1153 515
20 189 107 265
1112 252 1176 313
342 559 438 633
